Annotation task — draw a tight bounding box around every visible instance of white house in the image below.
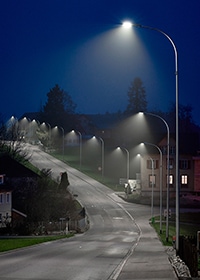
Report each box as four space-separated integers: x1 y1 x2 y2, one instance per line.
0 175 12 228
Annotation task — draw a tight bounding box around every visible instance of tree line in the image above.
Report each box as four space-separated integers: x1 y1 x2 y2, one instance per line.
38 78 196 134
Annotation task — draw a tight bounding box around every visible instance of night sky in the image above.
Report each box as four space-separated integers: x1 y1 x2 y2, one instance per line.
1 1 200 125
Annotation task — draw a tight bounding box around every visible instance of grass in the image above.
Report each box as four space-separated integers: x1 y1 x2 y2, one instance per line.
50 151 123 190
0 234 74 253
151 213 200 246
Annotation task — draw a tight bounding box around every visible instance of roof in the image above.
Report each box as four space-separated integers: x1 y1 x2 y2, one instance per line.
0 155 38 178
0 185 12 192
12 208 27 218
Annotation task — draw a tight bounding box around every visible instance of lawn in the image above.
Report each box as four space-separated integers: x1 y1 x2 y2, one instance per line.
151 212 200 246
0 234 74 253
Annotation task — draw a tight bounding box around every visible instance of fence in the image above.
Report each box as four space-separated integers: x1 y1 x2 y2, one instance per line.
179 235 198 278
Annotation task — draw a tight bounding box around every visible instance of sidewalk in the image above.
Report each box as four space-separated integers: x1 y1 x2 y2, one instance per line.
116 206 178 280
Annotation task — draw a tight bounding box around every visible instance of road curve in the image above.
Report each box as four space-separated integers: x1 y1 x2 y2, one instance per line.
0 144 141 280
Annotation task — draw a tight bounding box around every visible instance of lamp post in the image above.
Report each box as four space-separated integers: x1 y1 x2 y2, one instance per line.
142 112 170 241
143 142 163 234
31 119 40 142
93 136 104 177
41 122 51 148
123 21 179 250
21 117 31 141
9 116 18 141
149 156 155 223
72 130 82 169
55 126 64 159
117 147 130 182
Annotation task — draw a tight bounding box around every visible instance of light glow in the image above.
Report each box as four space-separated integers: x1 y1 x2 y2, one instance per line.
122 21 132 28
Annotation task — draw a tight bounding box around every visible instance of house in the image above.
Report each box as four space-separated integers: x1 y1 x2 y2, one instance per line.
140 136 199 206
0 174 12 228
12 208 27 231
0 155 39 231
192 153 200 192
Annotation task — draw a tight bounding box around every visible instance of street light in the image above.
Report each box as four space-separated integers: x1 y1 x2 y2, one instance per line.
123 21 179 250
117 147 130 182
141 112 170 241
20 117 31 141
9 116 18 140
55 126 65 159
72 130 82 169
41 122 51 148
143 142 163 234
149 156 155 223
93 136 104 177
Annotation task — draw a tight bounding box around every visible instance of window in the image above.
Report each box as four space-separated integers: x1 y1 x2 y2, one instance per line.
162 146 167 155
6 193 10 203
167 158 174 169
180 160 190 170
181 175 188 187
169 175 173 185
169 159 174 169
161 146 175 155
149 174 156 188
170 146 175 155
147 159 158 169
167 175 173 187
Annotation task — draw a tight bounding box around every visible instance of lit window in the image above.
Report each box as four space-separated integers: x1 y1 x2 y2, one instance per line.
168 175 173 184
181 175 188 185
166 175 173 187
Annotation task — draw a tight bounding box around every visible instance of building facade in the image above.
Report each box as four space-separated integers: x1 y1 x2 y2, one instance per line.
140 137 196 205
0 175 12 228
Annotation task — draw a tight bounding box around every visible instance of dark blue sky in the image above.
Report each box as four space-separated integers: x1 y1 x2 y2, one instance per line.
1 1 200 125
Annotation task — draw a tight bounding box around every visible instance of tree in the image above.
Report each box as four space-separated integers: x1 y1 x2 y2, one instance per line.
125 77 147 115
41 84 77 129
12 168 76 234
58 171 70 192
167 103 197 133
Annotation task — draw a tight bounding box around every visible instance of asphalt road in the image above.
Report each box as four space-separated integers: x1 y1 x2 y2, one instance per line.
0 144 146 280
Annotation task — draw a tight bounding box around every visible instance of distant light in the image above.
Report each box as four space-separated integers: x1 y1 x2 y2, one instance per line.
122 21 132 28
